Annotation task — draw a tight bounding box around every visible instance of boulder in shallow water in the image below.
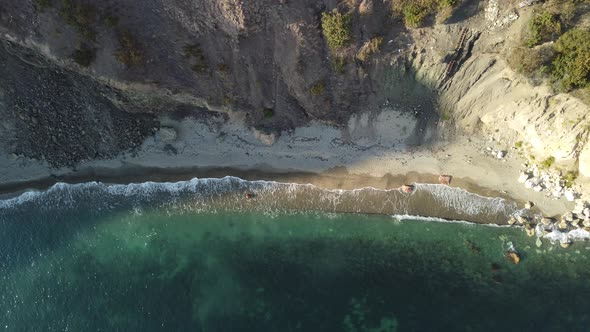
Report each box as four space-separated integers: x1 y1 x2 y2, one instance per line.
525 224 536 237
516 215 528 224
564 213 574 222
541 217 554 226
505 251 521 264
507 216 517 225
583 218 590 228
558 219 569 230
560 241 572 248
401 184 414 194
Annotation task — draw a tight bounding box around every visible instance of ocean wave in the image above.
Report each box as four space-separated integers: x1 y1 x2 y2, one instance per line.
0 177 519 225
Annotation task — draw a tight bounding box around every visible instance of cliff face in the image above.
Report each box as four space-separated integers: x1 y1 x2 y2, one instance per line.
0 0 589 174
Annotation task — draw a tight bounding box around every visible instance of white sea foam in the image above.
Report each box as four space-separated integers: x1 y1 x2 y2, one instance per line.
0 177 516 227
544 228 590 244
417 183 514 216
390 214 512 228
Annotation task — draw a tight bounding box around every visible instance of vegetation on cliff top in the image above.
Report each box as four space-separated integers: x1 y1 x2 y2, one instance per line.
526 11 562 47
357 37 383 62
551 29 590 91
509 5 590 96
321 10 352 50
392 0 457 28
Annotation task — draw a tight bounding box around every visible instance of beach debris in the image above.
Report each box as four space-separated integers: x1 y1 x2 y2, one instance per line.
158 126 178 142
438 175 452 185
524 201 534 209
401 184 414 194
505 251 521 264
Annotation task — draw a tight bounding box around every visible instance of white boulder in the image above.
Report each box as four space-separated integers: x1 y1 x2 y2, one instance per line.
518 172 530 183
564 190 576 202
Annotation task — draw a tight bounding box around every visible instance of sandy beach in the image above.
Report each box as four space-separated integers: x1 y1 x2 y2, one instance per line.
0 107 574 218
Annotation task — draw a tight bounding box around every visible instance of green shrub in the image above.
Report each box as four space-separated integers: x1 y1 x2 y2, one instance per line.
115 31 144 66
321 10 352 50
540 156 556 168
392 0 458 27
551 29 590 91
507 46 555 84
310 82 326 96
332 56 347 74
60 0 97 41
526 11 562 47
403 4 429 28
563 170 578 188
262 108 275 118
357 36 383 62
514 141 523 148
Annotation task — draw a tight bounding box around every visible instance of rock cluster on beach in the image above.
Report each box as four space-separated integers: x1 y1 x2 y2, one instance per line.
517 164 577 200
510 161 590 246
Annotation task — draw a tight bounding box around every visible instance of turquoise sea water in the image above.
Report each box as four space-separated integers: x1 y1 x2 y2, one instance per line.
1 178 590 331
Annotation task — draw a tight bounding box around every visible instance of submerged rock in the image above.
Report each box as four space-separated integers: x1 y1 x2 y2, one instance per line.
505 251 521 264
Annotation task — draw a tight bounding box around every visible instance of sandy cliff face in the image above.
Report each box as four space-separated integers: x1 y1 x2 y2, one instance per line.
0 0 588 175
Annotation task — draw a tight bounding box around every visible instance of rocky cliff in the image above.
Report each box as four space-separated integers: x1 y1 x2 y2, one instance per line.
0 0 589 175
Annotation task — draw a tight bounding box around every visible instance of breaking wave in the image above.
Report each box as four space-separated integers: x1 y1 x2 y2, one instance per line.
0 176 518 224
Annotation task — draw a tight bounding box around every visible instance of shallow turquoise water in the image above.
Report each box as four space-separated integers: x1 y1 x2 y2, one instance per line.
1 181 590 331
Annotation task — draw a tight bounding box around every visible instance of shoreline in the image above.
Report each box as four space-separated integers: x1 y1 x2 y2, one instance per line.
0 110 575 219
0 164 532 220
